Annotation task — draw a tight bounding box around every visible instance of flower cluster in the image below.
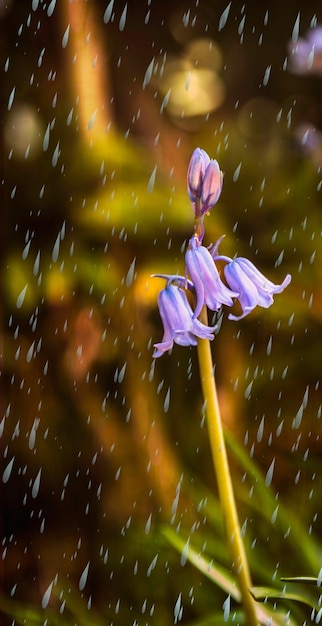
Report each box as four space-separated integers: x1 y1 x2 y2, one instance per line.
153 148 291 358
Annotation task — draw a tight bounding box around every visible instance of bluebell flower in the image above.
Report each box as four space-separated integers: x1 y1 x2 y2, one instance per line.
153 280 215 358
187 148 223 216
221 256 292 320
288 25 322 75
185 236 237 319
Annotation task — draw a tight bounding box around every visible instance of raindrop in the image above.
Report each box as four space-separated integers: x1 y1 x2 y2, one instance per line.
43 123 50 151
26 341 35 363
22 240 31 260
3 457 15 484
32 469 41 498
52 232 60 262
267 336 272 356
160 89 171 114
42 581 53 608
79 561 90 591
145 513 152 534
32 0 39 9
143 57 154 89
223 594 230 622
62 24 70 48
271 505 279 523
244 380 253 399
148 166 157 194
47 0 56 17
257 416 265 443
16 285 28 309
293 405 303 429
119 4 127 31
125 257 136 287
263 65 271 86
292 12 300 43
218 3 231 32
66 108 74 125
163 387 170 412
103 0 114 24
33 251 41 275
265 458 275 487
174 592 183 623
52 141 60 167
180 537 190 566
29 418 40 450
117 363 126 383
147 554 158 576
87 110 97 130
8 87 15 111
233 162 242 182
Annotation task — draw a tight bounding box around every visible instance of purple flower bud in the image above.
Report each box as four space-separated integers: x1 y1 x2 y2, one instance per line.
185 236 238 319
201 160 223 214
187 148 223 216
187 148 210 205
223 257 292 320
153 281 216 358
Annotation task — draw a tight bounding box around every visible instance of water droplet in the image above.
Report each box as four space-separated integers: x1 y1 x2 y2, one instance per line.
223 594 230 621
244 380 253 399
145 513 152 534
263 65 271 86
87 109 97 130
174 592 182 623
163 387 170 412
43 123 50 151
118 362 126 383
42 581 53 608
233 162 242 182
62 24 70 48
33 250 41 276
79 561 90 591
104 0 114 24
3 457 14 483
147 554 158 576
160 88 171 114
148 166 157 194
143 57 154 89
32 469 41 498
180 537 190 566
47 0 56 17
22 240 31 260
257 416 265 443
26 341 35 363
29 418 40 450
16 285 28 309
125 257 136 287
8 87 15 111
265 458 275 487
52 232 60 262
293 405 303 429
119 3 127 31
52 141 60 167
218 3 231 31
292 12 300 43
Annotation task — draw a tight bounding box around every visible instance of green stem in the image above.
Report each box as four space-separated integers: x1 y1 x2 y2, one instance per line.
197 306 258 625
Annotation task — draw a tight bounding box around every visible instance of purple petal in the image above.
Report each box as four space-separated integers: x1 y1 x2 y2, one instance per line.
186 237 237 319
187 148 210 204
200 160 223 213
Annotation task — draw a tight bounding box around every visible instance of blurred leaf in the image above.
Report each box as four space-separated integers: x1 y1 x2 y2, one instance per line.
250 584 320 611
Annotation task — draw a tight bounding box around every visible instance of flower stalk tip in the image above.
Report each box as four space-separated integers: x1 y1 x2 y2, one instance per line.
187 147 223 217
